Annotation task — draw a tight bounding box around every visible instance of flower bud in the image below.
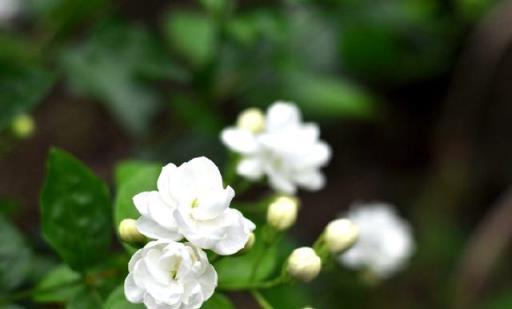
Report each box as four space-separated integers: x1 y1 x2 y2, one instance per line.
243 232 255 252
11 114 35 138
287 247 321 282
324 218 359 253
119 219 145 244
236 108 265 133
267 196 299 230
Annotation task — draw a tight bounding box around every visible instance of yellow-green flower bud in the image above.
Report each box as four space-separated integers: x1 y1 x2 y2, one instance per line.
324 218 359 253
11 114 35 138
267 196 299 230
119 219 145 244
236 108 265 133
287 247 321 282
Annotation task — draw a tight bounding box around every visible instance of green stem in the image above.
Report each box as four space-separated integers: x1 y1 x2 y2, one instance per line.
0 278 83 305
251 290 274 309
219 274 286 291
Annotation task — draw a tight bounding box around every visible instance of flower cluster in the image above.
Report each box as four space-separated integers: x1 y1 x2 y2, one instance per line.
221 102 331 194
124 157 255 309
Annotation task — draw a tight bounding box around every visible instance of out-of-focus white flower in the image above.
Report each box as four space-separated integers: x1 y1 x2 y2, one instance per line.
324 218 358 253
0 0 20 25
221 101 331 194
119 219 146 244
124 241 217 309
339 203 414 279
133 157 255 255
287 247 321 282
266 195 299 230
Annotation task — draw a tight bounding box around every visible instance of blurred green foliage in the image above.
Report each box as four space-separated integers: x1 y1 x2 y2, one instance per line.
0 0 505 307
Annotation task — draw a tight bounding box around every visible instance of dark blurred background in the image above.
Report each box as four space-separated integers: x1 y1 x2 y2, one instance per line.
2 0 512 308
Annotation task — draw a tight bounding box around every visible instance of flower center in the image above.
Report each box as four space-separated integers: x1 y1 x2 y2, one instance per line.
191 198 199 208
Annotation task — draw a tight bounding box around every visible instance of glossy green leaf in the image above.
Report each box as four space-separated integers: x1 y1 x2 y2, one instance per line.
164 11 217 67
202 293 235 309
216 229 279 289
114 161 161 228
41 148 112 272
33 264 82 303
0 215 32 293
104 285 144 309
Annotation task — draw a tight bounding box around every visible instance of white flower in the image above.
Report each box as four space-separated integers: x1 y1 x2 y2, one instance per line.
266 195 299 230
0 0 20 25
339 203 414 279
125 241 217 309
324 218 358 253
133 156 255 255
287 247 322 282
221 101 331 194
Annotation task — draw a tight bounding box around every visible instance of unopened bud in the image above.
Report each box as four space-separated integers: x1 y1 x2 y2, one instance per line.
287 247 321 282
267 196 299 230
324 219 359 253
11 114 35 138
236 108 265 133
119 219 145 244
241 232 255 252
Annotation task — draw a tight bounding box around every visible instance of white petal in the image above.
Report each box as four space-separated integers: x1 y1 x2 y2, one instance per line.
294 170 325 191
266 166 296 194
265 101 301 132
221 128 260 154
157 163 178 206
213 209 256 255
136 217 182 241
237 157 264 180
167 157 224 202
124 274 144 303
191 186 234 221
133 191 152 216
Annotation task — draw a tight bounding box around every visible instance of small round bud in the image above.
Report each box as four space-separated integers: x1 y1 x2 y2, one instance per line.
287 247 321 282
324 218 359 253
11 114 35 138
236 108 265 133
267 196 299 230
243 232 255 251
119 219 145 244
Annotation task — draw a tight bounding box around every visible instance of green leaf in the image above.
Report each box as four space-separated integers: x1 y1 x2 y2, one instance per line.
216 229 279 289
60 21 182 137
164 11 217 67
114 161 161 228
66 287 102 309
0 66 55 131
33 264 82 303
284 71 377 120
202 293 235 309
200 0 233 16
104 285 144 309
0 215 32 293
41 148 112 272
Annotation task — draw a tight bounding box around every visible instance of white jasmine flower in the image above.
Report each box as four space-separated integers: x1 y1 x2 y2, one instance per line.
287 247 322 282
324 218 358 253
124 241 217 309
221 101 331 194
133 156 255 255
0 0 20 25
339 203 414 279
266 195 299 230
